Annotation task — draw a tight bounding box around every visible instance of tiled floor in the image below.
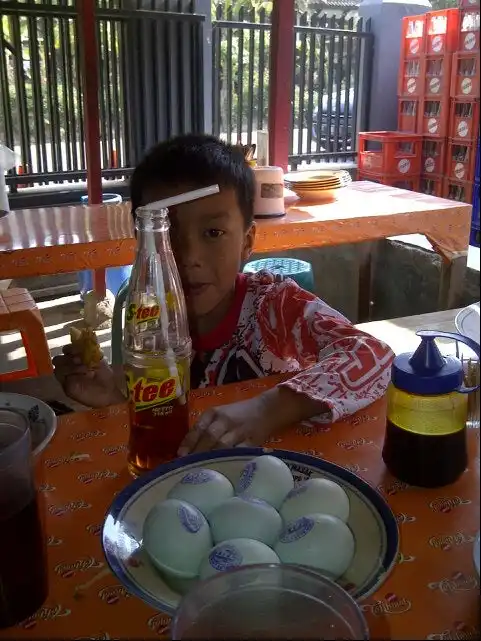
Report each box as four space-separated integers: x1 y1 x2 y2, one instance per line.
0 294 113 376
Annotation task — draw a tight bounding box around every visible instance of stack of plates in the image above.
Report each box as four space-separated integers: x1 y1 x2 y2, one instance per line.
284 170 351 202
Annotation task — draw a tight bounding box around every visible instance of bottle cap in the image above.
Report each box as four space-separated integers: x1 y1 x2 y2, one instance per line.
392 330 480 396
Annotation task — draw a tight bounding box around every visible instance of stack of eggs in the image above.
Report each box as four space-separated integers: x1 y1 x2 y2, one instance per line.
142 455 355 588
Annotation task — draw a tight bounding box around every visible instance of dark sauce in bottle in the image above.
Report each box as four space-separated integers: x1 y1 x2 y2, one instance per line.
382 419 468 488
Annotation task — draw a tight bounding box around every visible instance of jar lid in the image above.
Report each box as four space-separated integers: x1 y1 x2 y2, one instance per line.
392 333 464 395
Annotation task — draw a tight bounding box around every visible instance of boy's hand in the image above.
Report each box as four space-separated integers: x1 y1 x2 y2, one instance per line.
177 386 327 456
53 343 125 408
177 396 275 456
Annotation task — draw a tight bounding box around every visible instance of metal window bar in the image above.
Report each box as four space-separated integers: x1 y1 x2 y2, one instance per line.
1 0 205 195
1 2 371 194
211 8 372 169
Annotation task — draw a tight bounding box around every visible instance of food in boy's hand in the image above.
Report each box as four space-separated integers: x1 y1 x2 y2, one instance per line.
280 478 350 524
199 538 280 580
167 469 234 517
69 327 103 368
142 499 212 579
274 513 355 580
236 455 294 509
208 496 282 546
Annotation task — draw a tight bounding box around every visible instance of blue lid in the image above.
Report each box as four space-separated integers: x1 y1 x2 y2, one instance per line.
392 332 464 395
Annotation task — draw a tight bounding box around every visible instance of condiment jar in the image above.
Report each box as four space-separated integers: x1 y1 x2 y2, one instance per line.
382 330 480 488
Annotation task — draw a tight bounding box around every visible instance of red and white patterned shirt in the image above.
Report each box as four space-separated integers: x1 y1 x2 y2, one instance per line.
191 271 394 423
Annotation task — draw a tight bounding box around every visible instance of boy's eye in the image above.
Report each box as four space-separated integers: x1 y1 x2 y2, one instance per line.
204 228 225 239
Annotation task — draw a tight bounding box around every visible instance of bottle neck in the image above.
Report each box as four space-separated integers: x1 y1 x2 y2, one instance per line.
135 207 171 253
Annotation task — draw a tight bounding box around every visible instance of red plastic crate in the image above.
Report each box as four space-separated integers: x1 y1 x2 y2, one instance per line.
398 57 425 97
423 54 453 98
398 99 421 132
451 52 480 98
422 137 446 175
443 177 473 202
459 9 480 51
357 171 420 191
446 139 477 180
401 15 426 57
358 132 423 176
420 96 450 137
420 175 444 196
449 98 480 141
426 9 460 54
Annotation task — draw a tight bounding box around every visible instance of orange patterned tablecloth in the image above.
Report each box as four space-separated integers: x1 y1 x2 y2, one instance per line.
0 182 471 280
1 376 479 641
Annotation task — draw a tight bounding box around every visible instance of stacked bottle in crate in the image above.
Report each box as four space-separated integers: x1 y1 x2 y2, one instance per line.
443 0 480 204
357 132 423 191
398 14 426 134
418 9 459 196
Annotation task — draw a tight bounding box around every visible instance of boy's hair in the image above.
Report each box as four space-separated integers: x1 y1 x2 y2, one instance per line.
130 134 255 227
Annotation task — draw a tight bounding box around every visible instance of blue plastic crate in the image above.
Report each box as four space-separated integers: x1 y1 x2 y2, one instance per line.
474 137 480 180
470 226 480 248
471 181 480 247
472 180 480 228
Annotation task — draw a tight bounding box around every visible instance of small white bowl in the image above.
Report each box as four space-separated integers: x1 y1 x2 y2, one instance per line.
236 455 294 509
275 514 355 580
167 468 234 517
281 478 350 524
209 496 282 546
199 538 280 580
142 499 212 579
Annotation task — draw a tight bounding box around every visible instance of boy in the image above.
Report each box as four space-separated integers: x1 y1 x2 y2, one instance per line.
54 134 394 456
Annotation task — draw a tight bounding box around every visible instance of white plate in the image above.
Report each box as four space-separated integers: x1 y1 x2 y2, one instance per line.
474 532 480 577
455 302 480 345
0 392 57 457
102 448 399 615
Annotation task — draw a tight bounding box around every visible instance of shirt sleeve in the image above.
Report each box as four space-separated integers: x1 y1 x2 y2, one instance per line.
255 275 395 423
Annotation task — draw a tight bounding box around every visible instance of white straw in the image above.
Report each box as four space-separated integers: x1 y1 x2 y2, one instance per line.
145 184 220 211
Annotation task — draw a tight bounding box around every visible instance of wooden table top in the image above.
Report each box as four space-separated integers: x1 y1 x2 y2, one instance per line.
0 182 471 280
0 307 479 639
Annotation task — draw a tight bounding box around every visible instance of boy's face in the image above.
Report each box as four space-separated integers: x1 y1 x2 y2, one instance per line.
140 184 255 330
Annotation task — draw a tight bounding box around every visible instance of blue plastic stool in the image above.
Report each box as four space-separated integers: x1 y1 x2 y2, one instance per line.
78 194 132 297
243 257 315 293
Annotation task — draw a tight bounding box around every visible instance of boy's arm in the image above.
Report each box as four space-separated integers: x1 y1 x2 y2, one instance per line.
257 279 394 423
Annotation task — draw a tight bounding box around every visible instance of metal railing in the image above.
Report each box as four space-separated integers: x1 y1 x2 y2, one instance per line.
0 1 373 198
0 0 205 195
212 9 373 169
290 14 373 169
212 4 270 145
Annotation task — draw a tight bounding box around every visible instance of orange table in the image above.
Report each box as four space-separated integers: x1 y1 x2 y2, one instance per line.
1 376 479 640
0 182 471 279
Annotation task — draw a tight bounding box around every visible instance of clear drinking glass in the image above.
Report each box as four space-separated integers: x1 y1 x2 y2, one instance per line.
171 564 369 640
0 417 48 628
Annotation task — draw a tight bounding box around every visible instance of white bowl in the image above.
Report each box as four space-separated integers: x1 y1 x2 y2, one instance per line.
102 448 399 615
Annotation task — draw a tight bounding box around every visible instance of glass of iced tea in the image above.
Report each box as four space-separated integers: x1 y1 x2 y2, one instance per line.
0 416 48 629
